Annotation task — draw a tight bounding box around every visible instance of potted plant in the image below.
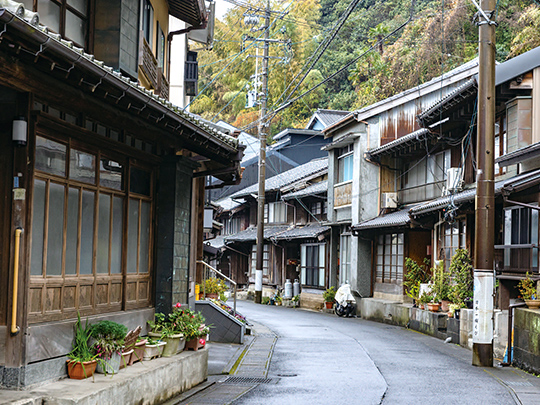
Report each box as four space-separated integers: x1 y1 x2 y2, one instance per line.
178 308 210 351
431 261 451 311
517 272 540 309
323 286 336 309
142 338 166 360
292 294 300 308
148 303 186 357
121 326 141 369
66 313 98 380
89 320 127 375
200 277 228 300
404 258 431 306
128 336 147 366
417 291 430 310
449 249 474 315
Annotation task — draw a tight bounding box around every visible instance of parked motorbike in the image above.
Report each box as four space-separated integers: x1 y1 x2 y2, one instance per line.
334 282 356 317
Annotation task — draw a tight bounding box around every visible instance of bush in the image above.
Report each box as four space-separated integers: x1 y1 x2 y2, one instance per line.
404 257 431 300
323 286 336 302
431 261 451 302
89 320 127 360
449 249 473 305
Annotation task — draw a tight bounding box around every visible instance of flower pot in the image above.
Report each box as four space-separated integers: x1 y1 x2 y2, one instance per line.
143 341 166 360
119 349 133 369
205 293 219 300
162 334 184 357
148 331 162 339
525 299 540 309
129 340 147 366
185 337 206 351
67 359 97 379
325 301 333 309
440 300 451 313
96 351 121 375
427 303 440 312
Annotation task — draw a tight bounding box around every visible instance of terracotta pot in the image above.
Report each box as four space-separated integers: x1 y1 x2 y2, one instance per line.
427 303 440 312
525 299 540 309
325 301 333 309
185 337 206 351
128 340 147 366
119 349 133 369
67 359 97 379
205 293 219 300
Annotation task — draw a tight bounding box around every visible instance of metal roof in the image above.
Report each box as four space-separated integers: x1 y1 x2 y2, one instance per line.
365 128 431 160
231 158 328 199
273 128 321 141
282 180 328 200
271 224 330 241
495 46 540 86
496 141 540 167
215 196 244 212
204 235 226 250
417 78 478 126
225 226 290 243
168 0 207 27
352 205 417 231
321 132 360 151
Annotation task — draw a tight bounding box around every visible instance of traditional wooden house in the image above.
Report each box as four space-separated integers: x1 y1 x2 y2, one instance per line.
205 158 330 297
352 46 540 305
323 59 479 301
0 0 242 388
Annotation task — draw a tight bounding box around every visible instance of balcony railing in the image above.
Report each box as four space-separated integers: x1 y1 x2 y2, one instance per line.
334 182 352 208
399 180 445 204
494 244 539 274
138 34 170 100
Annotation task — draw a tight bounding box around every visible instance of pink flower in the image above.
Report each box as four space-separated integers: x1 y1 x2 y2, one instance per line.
175 302 182 308
199 338 206 345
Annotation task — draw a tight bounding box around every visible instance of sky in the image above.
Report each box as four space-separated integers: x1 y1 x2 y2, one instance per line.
215 0 233 21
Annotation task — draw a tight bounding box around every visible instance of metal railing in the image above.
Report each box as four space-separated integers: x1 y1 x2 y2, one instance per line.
197 260 237 317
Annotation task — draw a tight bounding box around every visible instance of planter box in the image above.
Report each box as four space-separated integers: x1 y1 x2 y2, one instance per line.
143 341 166 361
96 351 122 375
66 360 97 380
120 349 133 369
129 340 147 366
185 337 206 351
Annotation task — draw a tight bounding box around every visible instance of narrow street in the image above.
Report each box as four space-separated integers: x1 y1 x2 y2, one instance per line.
181 300 526 405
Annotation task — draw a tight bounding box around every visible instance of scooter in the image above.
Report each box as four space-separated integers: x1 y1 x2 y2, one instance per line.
334 282 356 317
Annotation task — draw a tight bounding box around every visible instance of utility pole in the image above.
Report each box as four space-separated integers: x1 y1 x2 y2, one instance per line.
255 0 271 304
472 0 496 367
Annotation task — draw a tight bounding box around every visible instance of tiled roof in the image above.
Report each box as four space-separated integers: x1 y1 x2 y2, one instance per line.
282 181 328 200
271 224 330 240
0 4 239 152
316 109 350 127
231 158 328 199
352 205 417 231
204 235 227 250
225 226 290 243
215 196 244 212
496 141 540 167
273 128 321 141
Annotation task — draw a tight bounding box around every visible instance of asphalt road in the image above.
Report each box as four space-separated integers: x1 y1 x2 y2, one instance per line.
232 300 515 405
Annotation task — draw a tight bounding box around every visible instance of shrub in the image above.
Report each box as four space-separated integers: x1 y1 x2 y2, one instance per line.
449 249 473 305
323 286 336 302
404 257 431 300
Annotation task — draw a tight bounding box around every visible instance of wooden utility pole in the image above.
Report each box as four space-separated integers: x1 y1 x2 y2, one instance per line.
255 0 271 304
472 0 496 367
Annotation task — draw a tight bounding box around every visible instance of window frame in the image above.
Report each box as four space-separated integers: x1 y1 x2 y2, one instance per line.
300 243 326 288
375 233 404 284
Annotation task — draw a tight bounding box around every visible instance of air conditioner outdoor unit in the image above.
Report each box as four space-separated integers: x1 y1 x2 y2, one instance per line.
446 167 463 193
381 192 398 209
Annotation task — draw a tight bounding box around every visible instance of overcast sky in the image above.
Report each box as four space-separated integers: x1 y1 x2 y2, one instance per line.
215 0 233 21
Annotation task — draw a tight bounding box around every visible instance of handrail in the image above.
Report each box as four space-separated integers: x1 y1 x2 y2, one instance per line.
197 260 237 317
11 228 22 336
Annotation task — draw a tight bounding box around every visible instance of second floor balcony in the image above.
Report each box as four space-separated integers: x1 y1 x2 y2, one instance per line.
139 35 170 100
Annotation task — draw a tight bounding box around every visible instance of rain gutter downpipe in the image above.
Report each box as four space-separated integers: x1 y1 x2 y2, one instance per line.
500 302 526 366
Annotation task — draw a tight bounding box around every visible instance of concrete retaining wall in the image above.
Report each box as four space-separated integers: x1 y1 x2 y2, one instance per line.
195 301 245 344
409 308 447 339
360 299 410 327
513 307 540 374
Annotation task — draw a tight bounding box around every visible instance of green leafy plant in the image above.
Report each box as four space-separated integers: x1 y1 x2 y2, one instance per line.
292 295 300 303
517 272 538 300
89 320 127 361
404 258 431 300
67 313 98 378
449 249 474 306
262 296 270 305
201 277 228 295
431 261 451 302
323 286 336 302
417 292 433 305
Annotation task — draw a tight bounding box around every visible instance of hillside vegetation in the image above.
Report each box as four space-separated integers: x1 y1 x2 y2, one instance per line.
190 0 540 137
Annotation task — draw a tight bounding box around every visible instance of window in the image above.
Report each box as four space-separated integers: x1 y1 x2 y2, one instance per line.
401 150 450 203
439 220 466 270
503 206 538 271
337 145 353 183
265 202 287 224
300 244 325 287
141 0 154 48
34 0 89 47
251 244 269 276
339 234 351 284
376 233 404 283
225 216 242 235
311 201 322 215
30 134 153 321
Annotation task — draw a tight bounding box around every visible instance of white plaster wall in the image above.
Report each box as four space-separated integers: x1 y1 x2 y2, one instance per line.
169 16 188 108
